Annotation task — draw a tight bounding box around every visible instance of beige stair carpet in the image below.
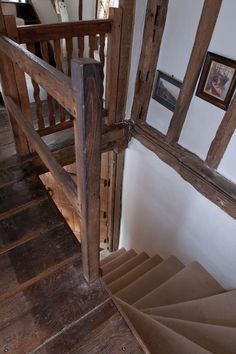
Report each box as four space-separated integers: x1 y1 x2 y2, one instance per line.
134 262 224 309
151 315 236 354
100 247 126 267
115 298 212 354
101 249 137 276
103 252 149 284
108 254 163 294
116 256 184 305
142 290 236 327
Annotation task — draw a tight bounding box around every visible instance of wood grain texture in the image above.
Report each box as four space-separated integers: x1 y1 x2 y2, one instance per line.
116 0 135 122
0 12 30 156
0 199 63 252
17 20 112 43
131 0 169 123
0 224 80 297
132 123 236 219
5 97 80 217
53 38 66 123
72 59 103 282
106 8 122 124
206 94 236 169
166 0 222 143
0 35 76 116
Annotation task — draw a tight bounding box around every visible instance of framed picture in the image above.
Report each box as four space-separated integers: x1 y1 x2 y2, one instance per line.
196 52 236 110
152 71 182 112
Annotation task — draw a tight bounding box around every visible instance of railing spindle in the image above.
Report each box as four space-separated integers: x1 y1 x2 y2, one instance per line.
66 37 73 76
27 43 45 130
78 36 84 58
99 34 105 68
41 41 56 127
89 35 96 59
53 39 66 123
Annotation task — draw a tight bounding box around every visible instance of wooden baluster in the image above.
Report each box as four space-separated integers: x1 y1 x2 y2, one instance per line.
53 39 66 122
89 35 96 59
72 58 103 282
41 41 56 127
27 43 45 130
99 34 105 69
78 36 85 58
66 37 73 76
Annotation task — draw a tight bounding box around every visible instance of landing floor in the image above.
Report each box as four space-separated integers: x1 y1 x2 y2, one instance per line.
0 165 144 353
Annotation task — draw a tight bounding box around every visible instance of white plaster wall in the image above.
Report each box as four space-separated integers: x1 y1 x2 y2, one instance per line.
120 140 236 289
31 0 59 24
120 0 236 289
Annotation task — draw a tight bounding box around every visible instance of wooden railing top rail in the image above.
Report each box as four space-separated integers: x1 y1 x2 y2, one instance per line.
5 96 80 216
17 19 112 43
0 35 76 116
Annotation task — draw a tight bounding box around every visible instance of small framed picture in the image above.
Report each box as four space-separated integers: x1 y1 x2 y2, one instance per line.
196 52 236 110
152 71 182 112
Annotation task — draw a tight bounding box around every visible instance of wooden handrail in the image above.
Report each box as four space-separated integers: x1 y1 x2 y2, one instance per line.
5 96 80 217
17 19 112 44
0 35 76 116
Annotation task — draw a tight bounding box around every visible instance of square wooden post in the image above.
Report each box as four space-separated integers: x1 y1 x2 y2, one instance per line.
72 58 103 282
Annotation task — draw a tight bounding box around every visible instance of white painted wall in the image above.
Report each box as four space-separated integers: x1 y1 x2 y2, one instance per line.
120 0 236 289
31 0 59 24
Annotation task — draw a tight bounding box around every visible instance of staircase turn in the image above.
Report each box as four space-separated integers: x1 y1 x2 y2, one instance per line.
101 248 236 354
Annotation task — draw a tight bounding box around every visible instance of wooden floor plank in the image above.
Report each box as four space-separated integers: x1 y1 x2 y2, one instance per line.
0 260 110 354
0 178 47 217
0 224 80 297
0 199 64 252
33 299 145 354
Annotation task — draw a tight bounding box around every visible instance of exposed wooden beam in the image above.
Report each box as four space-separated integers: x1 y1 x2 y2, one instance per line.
166 0 222 143
131 0 169 123
132 123 236 219
72 59 103 282
115 0 135 122
206 94 236 169
79 0 83 20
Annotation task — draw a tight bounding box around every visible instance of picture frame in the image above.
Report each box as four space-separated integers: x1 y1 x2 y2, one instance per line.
152 71 182 112
196 52 236 110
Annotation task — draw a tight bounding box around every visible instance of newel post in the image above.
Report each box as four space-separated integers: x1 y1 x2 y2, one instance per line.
72 59 103 282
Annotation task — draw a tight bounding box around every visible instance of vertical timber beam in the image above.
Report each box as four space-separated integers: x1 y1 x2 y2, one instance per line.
106 7 122 124
0 8 30 156
115 0 135 122
72 58 103 282
131 0 169 123
206 94 236 169
166 0 222 144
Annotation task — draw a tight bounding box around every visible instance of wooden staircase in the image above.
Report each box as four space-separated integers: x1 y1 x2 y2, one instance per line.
102 248 236 354
0 167 145 353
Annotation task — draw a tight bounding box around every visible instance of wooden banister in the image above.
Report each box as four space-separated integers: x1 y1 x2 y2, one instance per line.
5 96 80 216
17 19 112 44
0 35 76 116
72 58 103 282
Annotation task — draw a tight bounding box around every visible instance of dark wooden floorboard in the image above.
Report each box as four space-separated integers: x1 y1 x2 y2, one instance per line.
0 224 81 297
0 178 47 215
0 199 64 251
0 260 110 354
34 299 144 354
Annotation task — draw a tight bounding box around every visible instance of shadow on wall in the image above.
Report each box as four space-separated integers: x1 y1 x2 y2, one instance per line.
119 139 236 290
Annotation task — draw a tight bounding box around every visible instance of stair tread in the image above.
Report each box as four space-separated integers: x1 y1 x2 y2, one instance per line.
152 315 236 354
0 199 64 252
103 252 149 284
143 290 236 327
0 224 80 297
115 298 212 354
100 248 126 267
101 249 137 276
108 254 163 294
134 261 224 309
0 178 46 216
116 256 184 305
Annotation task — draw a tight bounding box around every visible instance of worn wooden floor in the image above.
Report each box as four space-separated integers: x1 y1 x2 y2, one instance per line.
0 164 144 353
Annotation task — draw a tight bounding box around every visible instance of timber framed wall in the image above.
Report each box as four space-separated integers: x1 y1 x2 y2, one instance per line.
120 0 236 289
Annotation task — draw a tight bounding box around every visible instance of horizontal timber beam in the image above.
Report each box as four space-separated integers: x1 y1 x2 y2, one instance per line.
132 122 236 219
